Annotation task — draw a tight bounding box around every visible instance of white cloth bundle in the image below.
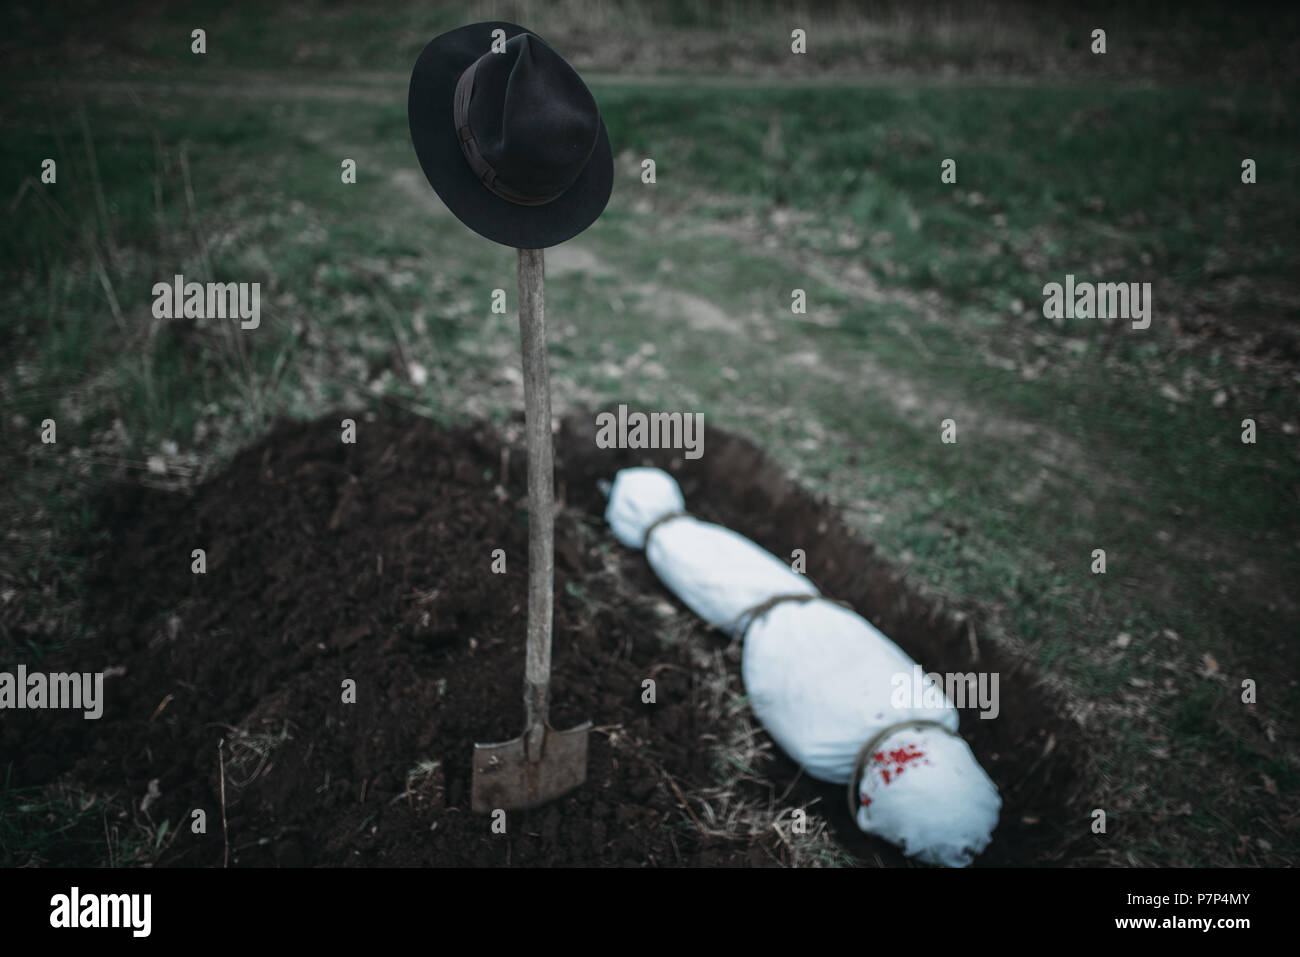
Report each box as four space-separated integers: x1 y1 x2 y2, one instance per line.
606 467 1001 867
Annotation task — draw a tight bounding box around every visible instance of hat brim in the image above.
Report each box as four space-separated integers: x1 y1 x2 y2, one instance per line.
408 21 614 250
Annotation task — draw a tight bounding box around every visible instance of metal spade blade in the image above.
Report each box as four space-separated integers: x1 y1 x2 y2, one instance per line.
471 721 592 812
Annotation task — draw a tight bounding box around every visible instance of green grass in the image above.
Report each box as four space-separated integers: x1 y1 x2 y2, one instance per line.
0 769 172 867
599 83 1295 316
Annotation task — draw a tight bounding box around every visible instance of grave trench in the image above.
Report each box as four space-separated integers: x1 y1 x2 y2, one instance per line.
556 413 1093 866
5 411 1091 865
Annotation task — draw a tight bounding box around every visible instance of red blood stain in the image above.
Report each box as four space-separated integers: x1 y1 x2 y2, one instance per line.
873 744 928 785
860 794 872 808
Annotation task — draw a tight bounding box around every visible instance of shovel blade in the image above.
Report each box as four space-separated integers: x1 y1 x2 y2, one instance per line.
471 722 591 813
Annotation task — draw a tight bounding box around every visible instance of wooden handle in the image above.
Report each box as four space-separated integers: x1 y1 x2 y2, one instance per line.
517 247 552 755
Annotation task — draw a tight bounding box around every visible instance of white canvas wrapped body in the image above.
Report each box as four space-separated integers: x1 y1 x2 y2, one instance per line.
606 467 1001 868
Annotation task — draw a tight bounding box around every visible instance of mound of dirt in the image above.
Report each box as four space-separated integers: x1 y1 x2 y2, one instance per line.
2 410 1089 866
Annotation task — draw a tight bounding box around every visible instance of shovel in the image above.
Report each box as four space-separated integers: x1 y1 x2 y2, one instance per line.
471 247 591 813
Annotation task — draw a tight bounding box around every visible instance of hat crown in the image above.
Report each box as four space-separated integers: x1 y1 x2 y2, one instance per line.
467 34 599 199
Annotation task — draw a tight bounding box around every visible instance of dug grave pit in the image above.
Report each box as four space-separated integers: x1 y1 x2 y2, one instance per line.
1 410 1093 865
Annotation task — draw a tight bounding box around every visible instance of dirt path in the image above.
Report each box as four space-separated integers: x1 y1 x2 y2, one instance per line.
30 70 1166 107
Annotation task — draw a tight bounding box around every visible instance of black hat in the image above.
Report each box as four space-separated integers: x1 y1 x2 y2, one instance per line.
408 22 613 249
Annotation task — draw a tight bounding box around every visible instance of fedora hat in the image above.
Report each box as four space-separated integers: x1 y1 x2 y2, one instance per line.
408 22 613 249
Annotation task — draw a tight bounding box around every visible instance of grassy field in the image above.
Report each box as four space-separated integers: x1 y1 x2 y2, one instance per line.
2 2 1297 866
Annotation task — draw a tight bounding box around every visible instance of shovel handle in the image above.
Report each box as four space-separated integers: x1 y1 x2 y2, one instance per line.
517 247 553 753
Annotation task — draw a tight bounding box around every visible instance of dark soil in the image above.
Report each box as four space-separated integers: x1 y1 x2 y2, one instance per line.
1 409 1092 866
